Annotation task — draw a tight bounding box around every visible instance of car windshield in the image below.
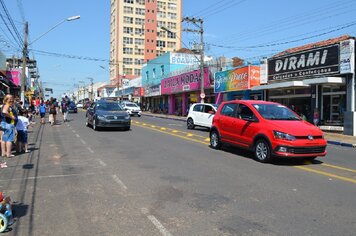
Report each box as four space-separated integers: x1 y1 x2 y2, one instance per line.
125 103 138 107
253 104 301 120
96 103 123 111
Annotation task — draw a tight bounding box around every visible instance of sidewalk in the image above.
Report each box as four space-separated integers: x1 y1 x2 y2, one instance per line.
142 112 356 148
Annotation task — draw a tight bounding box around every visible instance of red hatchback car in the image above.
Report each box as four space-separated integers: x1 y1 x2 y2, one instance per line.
210 100 327 163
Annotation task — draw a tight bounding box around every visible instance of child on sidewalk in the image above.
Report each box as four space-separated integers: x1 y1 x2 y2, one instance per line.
15 110 29 153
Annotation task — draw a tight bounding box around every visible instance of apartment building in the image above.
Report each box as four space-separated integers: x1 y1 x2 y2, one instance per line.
110 0 182 86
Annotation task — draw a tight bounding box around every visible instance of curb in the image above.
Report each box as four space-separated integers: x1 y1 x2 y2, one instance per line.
143 114 356 148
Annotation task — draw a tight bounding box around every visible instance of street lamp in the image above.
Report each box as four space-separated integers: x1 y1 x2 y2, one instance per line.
21 15 80 102
160 26 205 103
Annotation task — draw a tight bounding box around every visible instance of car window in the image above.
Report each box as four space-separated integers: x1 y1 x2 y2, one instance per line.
253 104 301 120
220 104 237 117
193 104 203 112
204 105 214 114
237 104 254 119
125 103 138 107
96 103 123 111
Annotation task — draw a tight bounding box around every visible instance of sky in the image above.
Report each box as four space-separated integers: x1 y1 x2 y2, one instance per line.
1 0 356 98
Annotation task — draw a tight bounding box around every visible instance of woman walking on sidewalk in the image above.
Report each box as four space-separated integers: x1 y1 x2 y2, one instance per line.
1 95 17 158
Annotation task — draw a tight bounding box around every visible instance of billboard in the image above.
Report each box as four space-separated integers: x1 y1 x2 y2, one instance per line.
170 53 200 65
161 68 210 95
214 66 260 93
268 45 340 81
6 69 21 86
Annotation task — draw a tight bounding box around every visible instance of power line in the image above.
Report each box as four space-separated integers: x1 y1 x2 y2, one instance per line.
0 0 23 45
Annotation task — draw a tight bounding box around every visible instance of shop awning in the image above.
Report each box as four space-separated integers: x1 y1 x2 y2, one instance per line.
303 76 345 85
251 81 307 90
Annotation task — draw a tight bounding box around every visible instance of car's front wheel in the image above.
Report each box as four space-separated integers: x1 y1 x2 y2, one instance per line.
93 119 99 131
187 118 195 129
254 139 271 163
210 129 222 149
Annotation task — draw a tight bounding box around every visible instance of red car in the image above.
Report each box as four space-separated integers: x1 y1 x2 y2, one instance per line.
210 100 327 163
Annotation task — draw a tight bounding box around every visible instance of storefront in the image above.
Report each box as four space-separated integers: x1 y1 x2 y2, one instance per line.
143 84 163 112
214 65 262 102
252 36 356 135
161 67 213 116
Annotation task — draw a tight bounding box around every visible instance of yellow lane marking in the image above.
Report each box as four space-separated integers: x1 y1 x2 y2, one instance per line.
151 125 156 128
133 123 209 145
320 163 356 173
134 122 356 185
295 166 356 184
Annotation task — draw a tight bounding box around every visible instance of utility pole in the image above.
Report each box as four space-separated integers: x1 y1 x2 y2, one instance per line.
21 22 28 102
87 77 94 101
182 17 205 103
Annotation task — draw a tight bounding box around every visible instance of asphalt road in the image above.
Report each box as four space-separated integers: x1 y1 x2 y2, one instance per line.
1 111 356 236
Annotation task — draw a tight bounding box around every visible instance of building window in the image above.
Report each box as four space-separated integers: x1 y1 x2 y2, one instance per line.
136 0 145 5
123 68 133 75
167 42 176 48
124 16 133 24
135 48 144 55
123 27 133 34
135 38 144 45
135 8 145 15
167 22 176 29
124 6 133 14
135 59 144 65
146 71 149 81
167 12 177 20
157 11 166 18
156 50 165 57
168 3 177 10
124 0 134 3
134 69 141 76
123 37 133 44
161 65 164 76
167 31 176 39
123 48 133 54
135 18 145 25
156 40 165 47
123 58 133 65
135 28 144 35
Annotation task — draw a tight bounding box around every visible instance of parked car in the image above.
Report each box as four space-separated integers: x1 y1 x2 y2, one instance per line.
120 101 142 117
186 103 218 129
68 102 77 113
86 100 131 131
210 100 327 163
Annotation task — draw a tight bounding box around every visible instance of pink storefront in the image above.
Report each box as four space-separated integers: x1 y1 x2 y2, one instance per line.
161 68 213 116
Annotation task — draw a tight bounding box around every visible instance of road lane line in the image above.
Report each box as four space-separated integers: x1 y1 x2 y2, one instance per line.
112 174 128 191
141 208 173 236
295 166 356 184
134 123 209 145
320 163 356 173
0 173 97 182
98 159 107 167
87 147 94 153
75 134 80 138
80 139 86 145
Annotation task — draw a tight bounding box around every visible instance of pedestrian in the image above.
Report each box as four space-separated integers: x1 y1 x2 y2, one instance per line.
313 108 320 126
1 95 17 158
53 98 59 124
39 100 46 124
61 96 69 122
48 100 56 126
15 109 29 153
34 97 40 115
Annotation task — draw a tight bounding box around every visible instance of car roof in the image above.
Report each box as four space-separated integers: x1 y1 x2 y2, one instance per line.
222 100 278 105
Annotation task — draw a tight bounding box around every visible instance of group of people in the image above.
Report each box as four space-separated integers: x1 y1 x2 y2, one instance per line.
0 94 30 168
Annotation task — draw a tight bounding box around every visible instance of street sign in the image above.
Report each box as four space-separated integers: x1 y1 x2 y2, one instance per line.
200 93 205 99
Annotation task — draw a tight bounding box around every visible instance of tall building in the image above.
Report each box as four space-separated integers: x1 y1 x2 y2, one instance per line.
110 0 182 86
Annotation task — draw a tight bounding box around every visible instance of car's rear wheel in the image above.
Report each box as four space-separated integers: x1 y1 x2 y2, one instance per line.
210 129 222 149
254 139 271 163
187 118 195 129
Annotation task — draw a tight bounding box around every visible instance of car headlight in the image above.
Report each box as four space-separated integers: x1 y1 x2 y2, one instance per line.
97 115 105 120
273 131 296 141
124 115 130 119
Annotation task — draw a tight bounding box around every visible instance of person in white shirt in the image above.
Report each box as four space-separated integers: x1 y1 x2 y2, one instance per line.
16 109 30 153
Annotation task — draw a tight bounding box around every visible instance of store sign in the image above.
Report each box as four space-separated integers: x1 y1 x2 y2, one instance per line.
133 87 144 97
340 39 355 74
214 66 260 93
161 68 210 95
170 53 200 65
6 69 21 86
144 85 161 97
268 45 340 80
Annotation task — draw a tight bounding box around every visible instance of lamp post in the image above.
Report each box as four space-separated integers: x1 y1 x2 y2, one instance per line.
21 15 80 103
161 24 205 103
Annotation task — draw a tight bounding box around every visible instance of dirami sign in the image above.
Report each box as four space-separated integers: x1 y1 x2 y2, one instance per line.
214 66 260 93
161 68 211 94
